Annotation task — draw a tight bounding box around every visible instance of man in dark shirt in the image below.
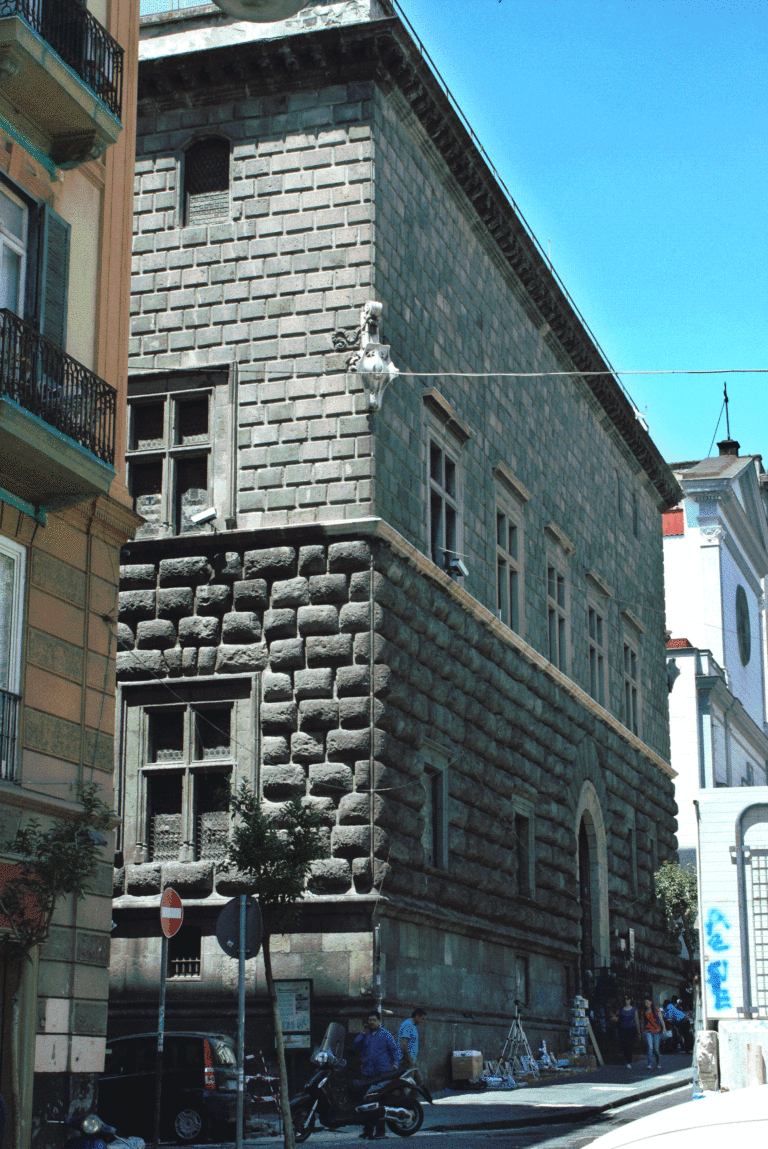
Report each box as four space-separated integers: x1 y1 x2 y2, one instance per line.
352 1012 399 1139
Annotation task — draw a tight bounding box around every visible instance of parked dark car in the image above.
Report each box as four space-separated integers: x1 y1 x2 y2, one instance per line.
99 1032 242 1143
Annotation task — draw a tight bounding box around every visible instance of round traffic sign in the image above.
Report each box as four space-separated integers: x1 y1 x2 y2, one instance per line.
160 887 183 938
215 896 263 959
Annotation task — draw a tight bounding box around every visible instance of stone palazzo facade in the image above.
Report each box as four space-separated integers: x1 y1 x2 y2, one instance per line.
111 0 683 1082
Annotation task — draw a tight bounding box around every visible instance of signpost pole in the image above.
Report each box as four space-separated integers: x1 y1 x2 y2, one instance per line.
236 893 246 1149
153 932 168 1149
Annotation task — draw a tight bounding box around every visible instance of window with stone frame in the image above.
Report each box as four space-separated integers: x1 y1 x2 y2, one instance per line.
127 372 226 539
428 434 462 574
587 601 606 707
183 136 230 226
120 678 255 869
622 639 639 736
422 743 449 869
145 705 232 863
546 558 569 672
496 497 523 635
513 801 535 898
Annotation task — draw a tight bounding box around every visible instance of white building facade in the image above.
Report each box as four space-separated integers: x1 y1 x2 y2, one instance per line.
664 441 768 866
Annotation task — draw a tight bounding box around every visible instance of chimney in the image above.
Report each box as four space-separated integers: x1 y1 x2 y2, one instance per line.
717 438 740 457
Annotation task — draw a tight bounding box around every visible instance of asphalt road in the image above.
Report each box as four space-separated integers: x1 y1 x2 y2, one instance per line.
239 1084 692 1149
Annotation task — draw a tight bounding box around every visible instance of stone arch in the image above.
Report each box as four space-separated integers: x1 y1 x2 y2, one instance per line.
575 779 610 969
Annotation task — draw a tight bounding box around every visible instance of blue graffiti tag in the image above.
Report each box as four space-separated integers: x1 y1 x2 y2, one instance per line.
705 908 731 953
707 960 732 1010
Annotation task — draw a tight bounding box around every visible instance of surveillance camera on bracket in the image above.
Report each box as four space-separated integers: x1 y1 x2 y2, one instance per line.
189 506 217 524
448 557 469 578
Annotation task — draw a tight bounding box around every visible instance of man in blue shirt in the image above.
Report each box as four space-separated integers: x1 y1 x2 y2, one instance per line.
398 1009 426 1080
353 1012 399 1138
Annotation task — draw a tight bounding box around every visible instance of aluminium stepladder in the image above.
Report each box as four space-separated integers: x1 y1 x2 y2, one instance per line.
499 1002 539 1078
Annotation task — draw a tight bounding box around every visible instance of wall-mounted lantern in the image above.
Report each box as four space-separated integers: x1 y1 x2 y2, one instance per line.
211 0 308 20
352 301 400 411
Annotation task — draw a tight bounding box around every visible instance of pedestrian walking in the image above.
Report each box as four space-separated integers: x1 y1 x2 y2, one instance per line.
397 1009 426 1083
353 1011 399 1139
617 996 637 1067
636 997 666 1069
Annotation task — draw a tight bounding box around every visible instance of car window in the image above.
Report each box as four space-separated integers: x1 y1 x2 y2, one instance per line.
209 1038 236 1068
166 1037 203 1070
104 1042 135 1076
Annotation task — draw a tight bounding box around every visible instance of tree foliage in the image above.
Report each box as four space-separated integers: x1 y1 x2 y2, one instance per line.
0 782 113 961
654 859 698 976
226 785 326 1149
227 783 326 929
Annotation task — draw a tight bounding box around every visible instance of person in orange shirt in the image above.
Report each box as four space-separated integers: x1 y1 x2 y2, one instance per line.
636 997 667 1069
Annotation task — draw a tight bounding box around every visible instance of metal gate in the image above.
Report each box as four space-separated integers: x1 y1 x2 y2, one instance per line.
747 848 768 1013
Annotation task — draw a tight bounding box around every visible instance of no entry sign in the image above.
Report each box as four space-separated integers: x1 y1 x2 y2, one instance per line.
160 887 183 938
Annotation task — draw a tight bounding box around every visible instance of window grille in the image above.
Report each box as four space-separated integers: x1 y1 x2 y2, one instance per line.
152 813 182 860
198 811 228 861
184 138 230 225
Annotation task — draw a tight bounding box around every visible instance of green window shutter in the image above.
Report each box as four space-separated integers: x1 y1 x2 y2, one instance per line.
39 206 70 351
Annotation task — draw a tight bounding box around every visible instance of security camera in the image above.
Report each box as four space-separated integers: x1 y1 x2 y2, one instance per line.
189 506 217 524
448 557 469 578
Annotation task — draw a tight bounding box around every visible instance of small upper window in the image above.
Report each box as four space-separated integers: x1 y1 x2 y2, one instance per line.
184 137 230 225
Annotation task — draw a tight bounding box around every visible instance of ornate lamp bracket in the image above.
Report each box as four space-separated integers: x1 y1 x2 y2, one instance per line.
350 301 400 411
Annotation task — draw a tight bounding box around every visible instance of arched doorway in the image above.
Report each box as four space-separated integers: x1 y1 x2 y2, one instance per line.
578 820 594 979
575 782 609 982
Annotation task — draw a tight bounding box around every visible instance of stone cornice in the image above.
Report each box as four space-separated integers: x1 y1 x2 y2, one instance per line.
136 17 681 513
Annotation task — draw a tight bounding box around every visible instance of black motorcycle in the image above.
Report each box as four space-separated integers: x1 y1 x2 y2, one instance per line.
290 1023 432 1141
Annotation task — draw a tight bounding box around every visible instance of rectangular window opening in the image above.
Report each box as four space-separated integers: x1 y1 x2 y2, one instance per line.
148 772 183 861
176 396 209 445
132 401 165 451
176 455 209 534
515 813 531 898
149 710 184 763
195 771 230 862
194 707 231 760
168 924 202 979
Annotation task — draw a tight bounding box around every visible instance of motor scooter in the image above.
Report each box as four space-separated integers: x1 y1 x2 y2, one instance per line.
290 1022 432 1142
59 1113 145 1149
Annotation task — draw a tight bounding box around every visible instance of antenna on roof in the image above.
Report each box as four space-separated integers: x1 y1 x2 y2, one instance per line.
724 382 731 439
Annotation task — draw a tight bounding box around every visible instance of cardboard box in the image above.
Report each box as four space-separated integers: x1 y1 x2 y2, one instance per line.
451 1051 482 1080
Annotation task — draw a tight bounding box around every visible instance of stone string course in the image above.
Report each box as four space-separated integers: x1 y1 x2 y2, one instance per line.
116 533 679 975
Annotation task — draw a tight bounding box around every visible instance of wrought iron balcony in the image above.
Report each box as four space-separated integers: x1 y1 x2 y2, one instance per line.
0 308 117 509
0 0 124 167
0 309 116 463
1 0 123 118
0 686 20 782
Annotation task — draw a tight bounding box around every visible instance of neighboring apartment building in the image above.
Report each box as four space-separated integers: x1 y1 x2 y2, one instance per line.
112 0 683 1082
664 439 768 868
0 1 140 1144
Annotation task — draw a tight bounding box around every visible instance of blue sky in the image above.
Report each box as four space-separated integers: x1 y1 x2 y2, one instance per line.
396 0 768 465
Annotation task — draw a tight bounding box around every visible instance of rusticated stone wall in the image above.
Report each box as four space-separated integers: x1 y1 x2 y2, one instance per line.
113 526 679 1073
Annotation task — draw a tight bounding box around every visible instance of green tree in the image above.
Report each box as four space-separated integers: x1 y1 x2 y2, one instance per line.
0 783 113 1149
653 859 699 983
226 784 326 1149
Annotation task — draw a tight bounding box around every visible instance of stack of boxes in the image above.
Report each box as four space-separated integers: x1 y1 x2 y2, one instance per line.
568 996 593 1066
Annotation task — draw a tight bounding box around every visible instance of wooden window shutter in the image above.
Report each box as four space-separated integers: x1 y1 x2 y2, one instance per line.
39 206 70 350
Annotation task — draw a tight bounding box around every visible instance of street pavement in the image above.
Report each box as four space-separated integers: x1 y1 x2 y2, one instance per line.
237 1052 693 1145
425 1053 693 1132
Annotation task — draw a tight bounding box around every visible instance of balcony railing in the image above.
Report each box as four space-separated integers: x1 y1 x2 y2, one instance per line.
0 687 20 782
0 309 116 466
1 0 124 119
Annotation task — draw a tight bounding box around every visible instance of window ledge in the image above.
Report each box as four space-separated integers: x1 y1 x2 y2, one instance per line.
545 521 575 555
493 461 531 503
422 388 473 444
